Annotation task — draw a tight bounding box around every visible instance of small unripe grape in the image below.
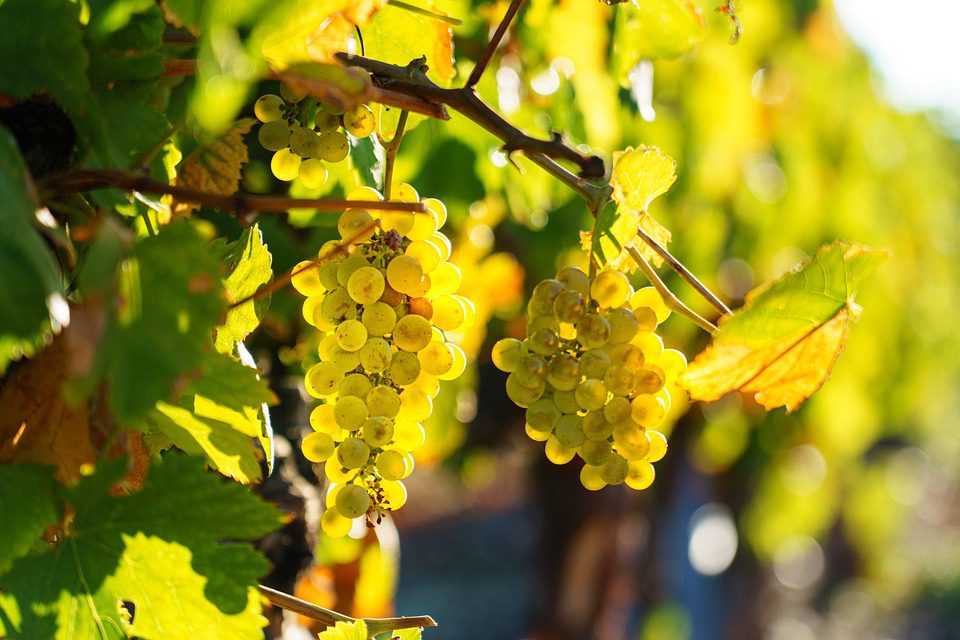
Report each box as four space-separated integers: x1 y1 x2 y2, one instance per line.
254 94 284 122
337 437 371 469
258 120 290 151
335 483 371 518
343 104 376 137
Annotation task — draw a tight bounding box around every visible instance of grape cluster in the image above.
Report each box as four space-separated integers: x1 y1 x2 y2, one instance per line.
254 84 377 186
492 267 686 491
291 183 474 536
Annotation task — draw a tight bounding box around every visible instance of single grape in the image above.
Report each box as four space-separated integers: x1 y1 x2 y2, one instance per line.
335 318 368 352
406 240 442 273
634 365 666 394
318 259 343 290
388 350 421 386
612 422 650 460
556 266 591 295
376 449 408 481
336 254 371 288
599 453 629 485
393 314 433 352
302 295 324 328
254 94 284 122
398 387 433 422
545 436 577 465
302 431 335 462
430 262 462 297
526 423 551 442
367 385 401 418
393 182 419 202
381 479 407 509
431 295 466 331
546 354 580 391
337 437 371 469
309 404 340 435
407 206 440 241
633 306 658 332
514 354 547 388
325 456 354 483
603 365 636 396
580 348 612 379
578 439 613 466
631 394 666 427
576 314 611 349
333 396 368 430
582 410 613 441
290 126 321 158
298 158 328 189
505 372 545 407
529 328 559 356
335 483 371 518
321 508 353 537
590 270 632 308
554 290 586 324
553 389 580 414
258 121 291 151
632 331 664 360
315 108 340 132
316 131 350 162
418 340 454 376
291 260 324 296
271 148 301 181
428 232 452 261
625 460 655 490
329 344 360 374
579 464 607 491
358 337 393 373
603 396 633 423
525 398 561 432
605 307 640 344
339 372 373 398
644 430 668 462
630 287 671 324
609 343 644 368
554 414 586 448
437 343 466 380
361 415 394 447
574 378 607 411
347 266 386 305
305 362 343 398
492 338 524 373
343 104 376 137
393 421 426 451
362 302 397 336
655 348 688 380
386 255 424 295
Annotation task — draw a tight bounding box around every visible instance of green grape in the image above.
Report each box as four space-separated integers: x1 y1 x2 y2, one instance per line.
556 266 591 295
418 340 454 376
554 414 586 448
315 108 340 132
574 378 607 411
316 131 350 162
255 94 284 122
655 348 688 380
554 290 586 323
361 415 394 447
429 232 452 261
514 354 547 388
298 158 328 189
334 396 368 429
603 365 635 396
302 295 324 328
321 507 353 537
319 287 353 325
381 209 415 237
290 126 321 157
578 439 613 466
337 437 371 469
335 483 371 518
325 456 355 483
376 449 408 481
526 423 551 442
422 197 447 228
599 453 629 485
553 389 580 414
398 387 432 422
525 398 561 432
258 120 290 151
529 328 559 356
609 343 645 368
431 295 466 331
407 205 439 241
590 270 632 308
336 254 370 287
339 372 373 398
367 385 401 418
317 334 338 361
625 460 655 490
291 260 324 296
335 318 368 352
605 307 639 344
491 338 524 373
546 354 580 391
527 315 560 335
413 371 441 398
386 255 424 295
407 273 431 299
381 479 407 509
505 372 544 407
279 82 306 103
545 436 577 465
579 348 611 380
347 266 386 305
362 302 397 336
302 431 336 462
393 421 426 451
309 404 340 435
630 287 670 324
631 394 666 427
532 278 565 308
305 362 342 398
576 314 611 349
633 331 664 360
612 422 650 460
329 345 360 374
359 337 393 373
603 396 633 423
319 259 344 290
343 104 376 137
430 262 462 297
437 343 466 381
393 314 433 352
271 148 301 181
388 350 421 385
406 240 442 273
644 430 668 462
338 208 376 242
634 365 666 394
582 410 613 441
633 306 658 332
579 464 607 491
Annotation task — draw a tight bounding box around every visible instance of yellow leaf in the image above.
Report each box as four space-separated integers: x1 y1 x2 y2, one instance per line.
610 145 677 213
171 119 254 218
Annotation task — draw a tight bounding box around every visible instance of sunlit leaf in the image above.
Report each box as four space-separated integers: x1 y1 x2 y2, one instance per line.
215 225 273 354
273 62 374 112
680 242 886 411
612 0 705 81
0 455 282 640
610 145 677 213
318 619 369 640
364 2 455 84
0 464 61 573
171 119 254 218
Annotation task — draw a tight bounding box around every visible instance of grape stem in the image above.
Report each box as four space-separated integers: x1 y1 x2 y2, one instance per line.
626 246 719 335
380 110 410 200
257 584 437 636
39 169 427 215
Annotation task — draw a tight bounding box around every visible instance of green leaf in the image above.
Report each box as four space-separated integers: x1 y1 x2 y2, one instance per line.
0 128 65 356
364 3 455 85
215 224 274 353
588 200 638 269
0 465 62 573
611 0 705 80
319 619 369 640
610 145 677 213
143 352 273 483
681 242 887 411
349 134 384 190
104 221 226 424
0 454 281 640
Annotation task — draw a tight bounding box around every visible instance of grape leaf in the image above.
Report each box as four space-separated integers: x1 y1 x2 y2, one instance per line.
680 242 886 411
172 119 254 217
0 464 61 573
610 146 677 213
0 454 282 640
215 224 273 354
0 128 65 355
319 620 368 640
142 352 273 483
611 0 705 80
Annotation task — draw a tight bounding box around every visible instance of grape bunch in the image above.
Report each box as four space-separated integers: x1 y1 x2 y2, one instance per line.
291 183 474 536
254 84 377 186
492 267 686 491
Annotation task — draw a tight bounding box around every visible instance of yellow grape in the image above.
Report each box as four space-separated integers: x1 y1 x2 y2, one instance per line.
630 286 671 324
343 104 376 137
291 260 324 296
298 158 328 189
271 148 301 181
254 94 284 122
302 432 335 463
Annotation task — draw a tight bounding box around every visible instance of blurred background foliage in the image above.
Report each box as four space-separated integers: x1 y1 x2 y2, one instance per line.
236 0 960 638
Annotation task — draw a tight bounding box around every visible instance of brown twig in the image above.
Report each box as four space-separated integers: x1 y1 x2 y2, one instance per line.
258 584 437 637
163 59 197 77
39 170 426 215
381 110 409 199
466 0 526 87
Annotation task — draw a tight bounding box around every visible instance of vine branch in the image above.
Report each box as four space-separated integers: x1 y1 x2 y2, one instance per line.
380 110 409 199
466 0 526 87
627 246 719 334
258 584 437 636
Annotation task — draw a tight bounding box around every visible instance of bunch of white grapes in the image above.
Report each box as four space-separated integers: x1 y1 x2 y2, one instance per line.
254 84 377 187
492 267 686 491
291 183 474 536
